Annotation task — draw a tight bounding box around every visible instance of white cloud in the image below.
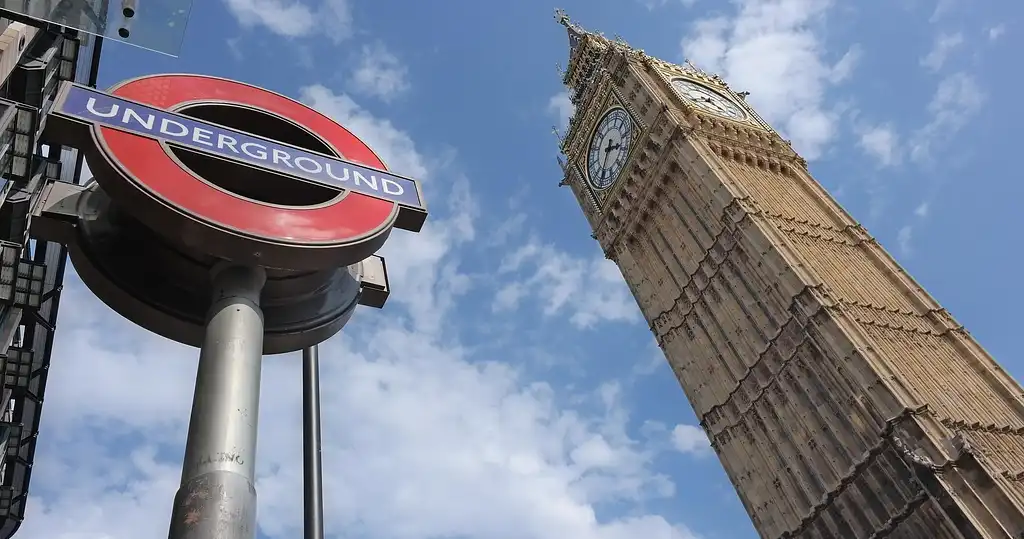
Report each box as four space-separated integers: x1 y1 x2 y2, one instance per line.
300 85 428 179
988 25 1006 41
930 0 957 22
494 240 640 330
681 0 858 160
639 0 698 8
857 123 901 167
910 72 985 163
639 0 668 9
856 72 984 169
671 425 711 455
893 202 931 257
17 86 702 539
828 45 861 84
226 36 245 61
223 0 313 37
549 91 575 131
920 32 963 72
633 342 667 377
223 0 353 42
894 202 931 255
351 42 410 102
897 224 913 256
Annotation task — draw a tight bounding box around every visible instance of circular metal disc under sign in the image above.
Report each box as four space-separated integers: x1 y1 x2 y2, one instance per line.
68 182 366 354
90 74 399 270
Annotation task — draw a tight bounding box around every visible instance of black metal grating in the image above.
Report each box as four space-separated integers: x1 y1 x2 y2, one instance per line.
0 486 11 513
0 19 97 538
0 244 40 307
6 106 34 180
0 423 17 461
2 348 30 392
0 100 34 184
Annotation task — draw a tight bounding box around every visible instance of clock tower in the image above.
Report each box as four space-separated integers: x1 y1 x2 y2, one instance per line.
555 11 1024 539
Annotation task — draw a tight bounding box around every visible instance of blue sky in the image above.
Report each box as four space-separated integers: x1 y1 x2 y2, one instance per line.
13 0 1023 538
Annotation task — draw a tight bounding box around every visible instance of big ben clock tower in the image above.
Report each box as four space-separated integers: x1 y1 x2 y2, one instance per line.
555 10 1024 539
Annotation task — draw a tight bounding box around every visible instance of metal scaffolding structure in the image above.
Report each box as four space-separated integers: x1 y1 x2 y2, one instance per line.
0 11 101 537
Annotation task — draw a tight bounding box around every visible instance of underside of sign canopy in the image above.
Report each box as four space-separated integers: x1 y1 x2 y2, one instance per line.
0 0 194 56
31 180 391 354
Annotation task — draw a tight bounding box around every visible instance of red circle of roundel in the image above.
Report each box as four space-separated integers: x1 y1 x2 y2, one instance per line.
97 74 396 245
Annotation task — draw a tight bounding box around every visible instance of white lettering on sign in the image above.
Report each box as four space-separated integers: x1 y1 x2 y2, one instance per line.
79 95 416 205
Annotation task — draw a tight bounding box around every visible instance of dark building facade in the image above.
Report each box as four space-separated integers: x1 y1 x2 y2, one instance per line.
556 12 1024 539
0 10 101 537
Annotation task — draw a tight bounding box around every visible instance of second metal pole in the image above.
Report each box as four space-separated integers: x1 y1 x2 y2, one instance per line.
168 263 267 539
302 344 325 539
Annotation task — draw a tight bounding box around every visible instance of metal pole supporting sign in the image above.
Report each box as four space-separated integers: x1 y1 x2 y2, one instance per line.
303 345 326 539
168 264 267 539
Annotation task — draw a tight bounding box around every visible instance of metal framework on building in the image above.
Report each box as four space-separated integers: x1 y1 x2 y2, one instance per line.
0 9 102 537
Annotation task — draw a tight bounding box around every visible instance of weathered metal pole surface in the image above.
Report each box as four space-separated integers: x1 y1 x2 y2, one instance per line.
302 345 325 539
168 263 267 539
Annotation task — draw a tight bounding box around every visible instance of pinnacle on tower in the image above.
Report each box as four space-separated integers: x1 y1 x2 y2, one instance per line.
554 8 586 57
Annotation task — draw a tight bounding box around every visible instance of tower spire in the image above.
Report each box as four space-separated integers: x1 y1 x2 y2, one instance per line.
553 8 586 55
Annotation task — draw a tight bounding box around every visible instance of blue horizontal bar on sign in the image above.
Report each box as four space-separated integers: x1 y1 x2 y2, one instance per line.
56 84 425 211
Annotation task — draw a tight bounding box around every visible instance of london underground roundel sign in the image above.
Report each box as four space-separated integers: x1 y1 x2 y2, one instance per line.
45 74 427 270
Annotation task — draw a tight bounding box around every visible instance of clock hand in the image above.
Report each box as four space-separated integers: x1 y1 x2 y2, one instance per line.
602 138 616 169
700 97 725 112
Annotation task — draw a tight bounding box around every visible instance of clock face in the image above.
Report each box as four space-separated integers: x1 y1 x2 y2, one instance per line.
586 108 633 190
670 78 746 121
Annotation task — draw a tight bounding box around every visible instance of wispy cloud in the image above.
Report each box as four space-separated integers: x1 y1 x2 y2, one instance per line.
548 91 575 131
930 0 958 22
671 425 712 456
351 42 410 102
897 224 914 256
896 201 933 256
494 240 640 329
857 123 901 167
921 32 964 72
222 0 353 42
681 0 860 160
638 0 698 9
910 72 985 163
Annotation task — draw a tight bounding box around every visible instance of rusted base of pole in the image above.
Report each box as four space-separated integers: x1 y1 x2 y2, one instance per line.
167 471 258 539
